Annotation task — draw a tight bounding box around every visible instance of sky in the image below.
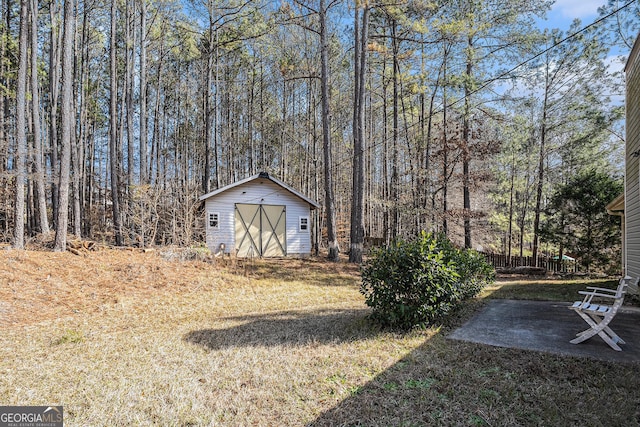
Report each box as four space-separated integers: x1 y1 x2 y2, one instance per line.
543 0 605 30
492 0 627 116
540 0 629 76
539 0 626 168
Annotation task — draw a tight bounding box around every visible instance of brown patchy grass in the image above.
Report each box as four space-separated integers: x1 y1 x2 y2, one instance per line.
0 248 212 327
1 250 639 426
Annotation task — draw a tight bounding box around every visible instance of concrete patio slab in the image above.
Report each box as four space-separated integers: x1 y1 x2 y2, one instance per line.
448 299 640 363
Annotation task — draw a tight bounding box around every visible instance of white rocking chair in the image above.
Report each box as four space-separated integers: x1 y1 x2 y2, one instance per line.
569 276 636 351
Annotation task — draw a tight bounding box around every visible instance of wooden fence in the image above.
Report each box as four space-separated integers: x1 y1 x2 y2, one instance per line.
480 252 579 273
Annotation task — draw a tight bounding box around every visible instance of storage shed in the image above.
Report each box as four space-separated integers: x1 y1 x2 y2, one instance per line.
199 172 320 258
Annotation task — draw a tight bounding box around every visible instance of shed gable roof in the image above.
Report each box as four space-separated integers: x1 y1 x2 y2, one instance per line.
199 172 320 209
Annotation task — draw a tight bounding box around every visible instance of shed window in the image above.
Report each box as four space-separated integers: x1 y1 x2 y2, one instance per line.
299 216 309 232
208 212 220 229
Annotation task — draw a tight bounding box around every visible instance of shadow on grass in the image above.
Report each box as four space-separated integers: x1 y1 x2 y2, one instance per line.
306 291 640 426
184 309 376 349
308 330 640 426
184 304 640 425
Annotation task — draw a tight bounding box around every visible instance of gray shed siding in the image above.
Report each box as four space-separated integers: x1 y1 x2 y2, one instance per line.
626 37 640 284
203 178 313 256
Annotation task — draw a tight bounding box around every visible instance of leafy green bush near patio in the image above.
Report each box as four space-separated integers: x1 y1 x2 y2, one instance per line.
360 232 495 329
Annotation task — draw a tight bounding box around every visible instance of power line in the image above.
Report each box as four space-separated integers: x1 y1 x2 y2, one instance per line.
332 1 638 168
463 0 638 104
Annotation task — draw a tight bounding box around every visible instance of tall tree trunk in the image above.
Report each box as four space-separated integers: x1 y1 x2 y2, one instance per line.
259 56 266 171
26 174 34 234
319 0 338 261
139 0 148 184
507 153 516 265
0 7 5 236
442 43 448 236
71 13 81 240
86 126 95 237
280 78 287 182
13 0 28 249
109 0 123 245
248 65 255 175
0 0 7 184
463 42 472 249
203 11 213 193
125 0 134 188
116 3 128 231
425 76 439 232
390 18 399 240
150 25 165 185
349 3 369 263
532 60 550 266
213 28 220 188
310 78 319 256
49 0 61 224
382 50 389 243
53 0 74 251
72 113 82 237
77 0 91 236
30 0 49 234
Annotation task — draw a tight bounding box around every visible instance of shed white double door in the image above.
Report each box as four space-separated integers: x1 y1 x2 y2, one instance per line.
234 203 287 257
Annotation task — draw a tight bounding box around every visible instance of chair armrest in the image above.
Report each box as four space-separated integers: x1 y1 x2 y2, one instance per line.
586 286 617 293
578 291 621 300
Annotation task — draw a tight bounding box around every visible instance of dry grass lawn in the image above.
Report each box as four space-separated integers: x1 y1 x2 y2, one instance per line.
1 248 639 426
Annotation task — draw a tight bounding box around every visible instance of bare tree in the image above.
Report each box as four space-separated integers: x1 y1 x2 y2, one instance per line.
349 1 369 263
13 0 28 249
49 0 62 224
319 0 339 260
109 0 123 245
139 0 148 184
53 0 74 251
30 0 49 234
125 0 135 188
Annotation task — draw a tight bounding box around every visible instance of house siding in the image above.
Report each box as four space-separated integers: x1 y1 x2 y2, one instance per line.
626 37 640 289
203 178 313 256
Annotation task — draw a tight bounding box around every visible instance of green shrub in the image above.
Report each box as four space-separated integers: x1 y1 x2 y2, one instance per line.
360 232 495 329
